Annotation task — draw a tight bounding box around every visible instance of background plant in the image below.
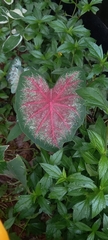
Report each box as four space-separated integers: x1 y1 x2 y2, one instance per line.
0 0 108 239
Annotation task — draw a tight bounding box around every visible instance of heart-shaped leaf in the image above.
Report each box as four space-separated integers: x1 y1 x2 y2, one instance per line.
15 69 85 151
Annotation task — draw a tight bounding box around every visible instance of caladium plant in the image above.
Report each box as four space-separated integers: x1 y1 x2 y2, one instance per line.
15 69 86 151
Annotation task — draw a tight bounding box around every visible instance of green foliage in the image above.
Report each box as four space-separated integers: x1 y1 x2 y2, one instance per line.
0 0 108 239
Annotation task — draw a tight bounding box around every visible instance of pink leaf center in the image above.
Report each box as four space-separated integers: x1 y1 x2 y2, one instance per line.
20 71 82 147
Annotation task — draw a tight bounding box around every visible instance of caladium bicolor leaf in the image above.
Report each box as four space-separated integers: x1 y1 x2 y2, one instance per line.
15 69 85 151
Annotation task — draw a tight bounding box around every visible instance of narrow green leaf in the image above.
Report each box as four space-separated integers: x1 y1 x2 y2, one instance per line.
31 50 44 59
4 217 15 230
77 87 108 113
92 191 106 218
34 183 42 197
92 116 107 143
87 232 95 240
40 163 62 179
57 201 67 216
99 155 108 179
82 151 98 164
73 199 90 221
87 42 103 59
103 214 108 230
7 123 22 143
75 222 91 232
49 20 67 32
42 15 55 22
14 195 33 212
68 173 96 190
88 130 106 154
72 25 89 37
92 218 101 231
50 149 63 165
96 231 108 239
7 155 27 188
49 186 67 200
38 196 52 215
57 42 74 53
39 174 52 195
0 145 9 160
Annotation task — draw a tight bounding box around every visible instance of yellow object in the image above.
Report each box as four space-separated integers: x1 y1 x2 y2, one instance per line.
0 220 9 240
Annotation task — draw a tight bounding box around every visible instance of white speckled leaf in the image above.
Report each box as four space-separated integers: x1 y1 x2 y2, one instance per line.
15 68 85 151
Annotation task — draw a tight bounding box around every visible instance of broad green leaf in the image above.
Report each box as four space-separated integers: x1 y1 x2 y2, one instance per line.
73 199 90 221
7 123 22 143
88 130 106 154
40 163 62 179
50 149 63 165
4 217 15 230
49 186 67 200
2 34 22 53
7 155 27 188
77 87 108 114
99 155 108 179
92 191 106 218
14 195 33 212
